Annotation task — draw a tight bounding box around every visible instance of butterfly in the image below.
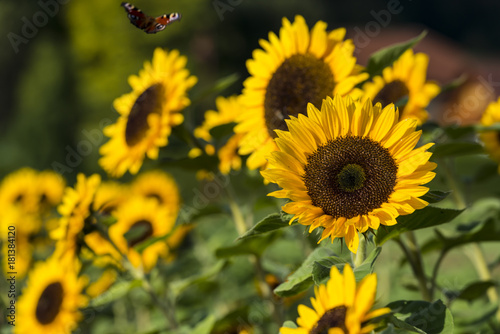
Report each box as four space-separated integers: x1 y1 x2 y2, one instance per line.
121 2 181 34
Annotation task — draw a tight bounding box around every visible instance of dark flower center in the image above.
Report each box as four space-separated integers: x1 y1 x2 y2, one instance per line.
337 164 366 192
310 306 348 334
145 193 164 204
264 54 335 138
125 84 165 146
373 80 409 114
126 220 154 247
36 282 64 325
303 136 398 219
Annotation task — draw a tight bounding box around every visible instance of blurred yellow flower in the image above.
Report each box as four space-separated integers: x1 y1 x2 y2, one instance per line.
99 48 197 177
352 49 440 124
479 97 500 172
108 196 178 272
16 257 88 334
195 95 244 174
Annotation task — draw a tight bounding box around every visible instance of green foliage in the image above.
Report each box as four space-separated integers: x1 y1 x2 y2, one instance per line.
90 279 142 307
375 206 464 245
366 31 427 78
385 300 454 334
237 212 298 240
215 231 281 258
274 246 337 297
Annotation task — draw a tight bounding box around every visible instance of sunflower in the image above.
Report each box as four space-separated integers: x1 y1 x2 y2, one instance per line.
479 97 500 172
93 180 130 216
280 264 389 334
261 95 436 253
37 170 66 212
51 174 101 261
0 167 39 214
108 196 178 272
16 257 88 334
194 95 244 174
352 49 440 124
86 268 117 298
235 15 368 170
99 48 197 177
1 207 38 278
131 170 181 214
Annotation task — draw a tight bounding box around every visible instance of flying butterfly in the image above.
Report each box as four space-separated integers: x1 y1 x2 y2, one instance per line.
121 2 181 34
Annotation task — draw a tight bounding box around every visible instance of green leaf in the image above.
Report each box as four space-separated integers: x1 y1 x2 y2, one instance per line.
454 305 498 327
382 315 426 333
281 321 298 329
386 300 454 334
215 232 280 258
442 125 475 140
133 225 181 254
274 246 337 297
191 73 240 105
352 247 382 278
431 142 484 158
237 213 297 240
209 122 236 140
474 123 500 132
375 206 464 245
171 261 227 297
420 190 450 204
455 280 497 302
311 256 349 285
191 315 216 334
366 31 427 78
312 247 381 285
89 279 142 307
421 198 500 254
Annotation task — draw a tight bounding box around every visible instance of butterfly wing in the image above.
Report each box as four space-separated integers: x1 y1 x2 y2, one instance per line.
121 2 156 33
144 13 182 33
121 2 181 34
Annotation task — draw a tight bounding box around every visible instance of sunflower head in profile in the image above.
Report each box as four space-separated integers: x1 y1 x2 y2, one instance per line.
51 174 101 261
479 97 500 172
352 49 440 125
235 15 368 171
109 196 179 272
262 95 436 253
131 169 181 214
194 95 245 174
99 48 197 177
280 264 390 334
16 257 88 334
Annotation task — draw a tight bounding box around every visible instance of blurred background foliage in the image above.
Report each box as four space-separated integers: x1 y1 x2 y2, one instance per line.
2 0 500 182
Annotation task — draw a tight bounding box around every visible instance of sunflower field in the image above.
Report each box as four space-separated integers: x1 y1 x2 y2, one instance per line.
2 1 500 333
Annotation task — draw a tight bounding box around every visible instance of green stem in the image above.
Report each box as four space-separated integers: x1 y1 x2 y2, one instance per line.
395 237 431 301
227 191 248 236
405 232 432 301
439 158 466 209
253 255 284 326
94 222 178 329
353 236 367 268
430 250 447 300
465 243 499 317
